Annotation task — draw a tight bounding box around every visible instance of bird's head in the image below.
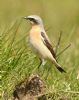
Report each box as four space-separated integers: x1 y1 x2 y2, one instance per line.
24 15 43 26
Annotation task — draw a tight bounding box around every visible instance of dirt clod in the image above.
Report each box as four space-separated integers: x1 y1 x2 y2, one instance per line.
13 74 46 100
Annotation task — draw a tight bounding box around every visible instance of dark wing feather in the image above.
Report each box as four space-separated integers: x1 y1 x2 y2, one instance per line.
41 32 56 59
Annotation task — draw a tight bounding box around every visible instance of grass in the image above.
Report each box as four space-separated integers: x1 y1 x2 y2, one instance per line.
0 19 79 100
0 0 79 100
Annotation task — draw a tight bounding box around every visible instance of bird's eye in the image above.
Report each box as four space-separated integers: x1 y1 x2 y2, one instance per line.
29 18 34 21
30 18 38 24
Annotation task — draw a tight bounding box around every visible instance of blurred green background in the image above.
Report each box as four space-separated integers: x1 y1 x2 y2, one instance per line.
0 0 79 99
0 0 79 43
0 0 79 30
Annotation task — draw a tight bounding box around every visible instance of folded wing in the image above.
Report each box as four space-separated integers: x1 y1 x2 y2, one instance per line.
41 32 56 59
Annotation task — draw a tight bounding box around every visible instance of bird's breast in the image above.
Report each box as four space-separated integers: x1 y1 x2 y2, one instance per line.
29 26 41 43
29 27 41 55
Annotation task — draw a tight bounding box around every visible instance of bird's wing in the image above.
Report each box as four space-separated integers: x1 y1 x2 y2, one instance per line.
41 32 56 59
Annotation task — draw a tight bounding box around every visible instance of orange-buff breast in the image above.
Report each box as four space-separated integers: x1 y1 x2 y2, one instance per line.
30 25 41 42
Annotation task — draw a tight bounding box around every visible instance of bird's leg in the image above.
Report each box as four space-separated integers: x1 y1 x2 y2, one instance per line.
38 58 47 77
38 58 46 69
42 59 46 66
38 58 42 69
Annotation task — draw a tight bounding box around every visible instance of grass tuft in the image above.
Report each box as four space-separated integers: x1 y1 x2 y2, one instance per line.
0 20 79 100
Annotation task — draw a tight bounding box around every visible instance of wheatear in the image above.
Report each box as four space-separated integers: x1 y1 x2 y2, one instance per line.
24 15 65 73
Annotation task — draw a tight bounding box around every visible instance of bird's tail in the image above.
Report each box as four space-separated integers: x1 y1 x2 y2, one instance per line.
55 63 66 73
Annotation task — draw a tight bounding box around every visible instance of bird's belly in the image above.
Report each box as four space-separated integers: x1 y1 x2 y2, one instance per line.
30 41 39 54
29 37 53 59
29 38 45 58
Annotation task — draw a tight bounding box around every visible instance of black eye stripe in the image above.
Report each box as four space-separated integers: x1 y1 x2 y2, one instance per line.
29 18 34 21
29 18 38 24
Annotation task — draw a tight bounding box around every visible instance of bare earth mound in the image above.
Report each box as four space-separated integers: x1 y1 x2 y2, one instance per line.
13 74 46 100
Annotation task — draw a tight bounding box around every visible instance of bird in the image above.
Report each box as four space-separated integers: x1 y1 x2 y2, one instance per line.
24 15 66 73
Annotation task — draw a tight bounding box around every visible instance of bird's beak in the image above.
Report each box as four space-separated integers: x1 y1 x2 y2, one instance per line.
23 17 29 20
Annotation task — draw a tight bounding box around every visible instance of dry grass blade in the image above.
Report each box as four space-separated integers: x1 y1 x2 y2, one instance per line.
55 31 62 54
56 44 71 58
